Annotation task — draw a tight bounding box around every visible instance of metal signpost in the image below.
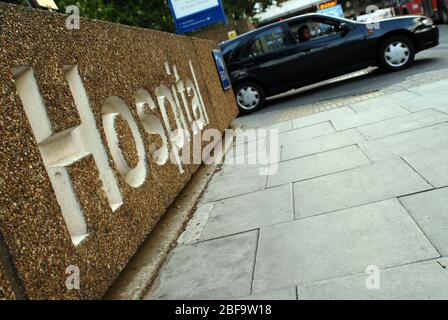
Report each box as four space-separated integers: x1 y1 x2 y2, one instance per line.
168 0 228 34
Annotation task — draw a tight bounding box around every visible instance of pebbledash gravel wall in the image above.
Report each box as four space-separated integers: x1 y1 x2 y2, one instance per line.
0 3 238 299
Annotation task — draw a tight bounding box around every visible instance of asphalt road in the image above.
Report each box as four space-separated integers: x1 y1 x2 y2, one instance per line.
256 24 448 115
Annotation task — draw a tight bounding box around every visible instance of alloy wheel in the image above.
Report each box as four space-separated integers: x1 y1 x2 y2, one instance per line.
237 86 260 110
384 41 410 68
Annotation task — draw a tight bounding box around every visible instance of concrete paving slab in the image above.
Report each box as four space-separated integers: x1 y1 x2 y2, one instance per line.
217 162 272 179
218 137 281 178
281 129 365 161
200 168 267 203
232 138 267 153
293 159 432 218
291 107 355 129
299 258 448 300
358 109 448 140
435 104 448 114
220 151 267 176
359 122 448 162
279 122 335 146
177 203 215 246
146 231 258 300
403 148 448 188
233 287 297 300
349 96 401 113
253 199 439 293
386 90 423 103
332 104 408 131
397 92 448 112
408 79 448 96
201 184 293 240
400 188 448 256
268 145 370 188
234 129 267 146
266 120 293 133
217 162 265 178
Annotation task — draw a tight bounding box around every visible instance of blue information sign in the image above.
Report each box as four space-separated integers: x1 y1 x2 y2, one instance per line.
168 0 228 34
212 50 231 91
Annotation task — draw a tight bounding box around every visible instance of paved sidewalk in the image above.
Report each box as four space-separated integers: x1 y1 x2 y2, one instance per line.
145 75 448 300
232 68 448 129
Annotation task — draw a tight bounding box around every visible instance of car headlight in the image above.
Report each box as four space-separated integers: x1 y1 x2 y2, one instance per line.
422 18 434 26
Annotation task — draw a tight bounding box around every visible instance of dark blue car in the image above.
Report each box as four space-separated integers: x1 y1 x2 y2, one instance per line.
220 13 439 113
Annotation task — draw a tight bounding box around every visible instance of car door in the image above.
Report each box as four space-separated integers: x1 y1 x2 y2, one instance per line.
286 17 368 85
234 24 299 93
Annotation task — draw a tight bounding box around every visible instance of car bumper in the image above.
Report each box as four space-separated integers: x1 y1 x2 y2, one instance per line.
415 25 439 51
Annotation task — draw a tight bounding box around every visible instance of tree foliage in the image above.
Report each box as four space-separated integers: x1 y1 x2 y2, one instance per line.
2 0 27 5
223 0 284 20
2 0 283 32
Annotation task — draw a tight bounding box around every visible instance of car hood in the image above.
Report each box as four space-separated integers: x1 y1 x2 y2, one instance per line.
357 14 426 30
359 15 424 24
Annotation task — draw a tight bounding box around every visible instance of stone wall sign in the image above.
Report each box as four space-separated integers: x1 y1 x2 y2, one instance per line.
0 3 238 299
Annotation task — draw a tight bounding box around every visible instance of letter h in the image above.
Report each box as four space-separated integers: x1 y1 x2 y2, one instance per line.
12 66 123 246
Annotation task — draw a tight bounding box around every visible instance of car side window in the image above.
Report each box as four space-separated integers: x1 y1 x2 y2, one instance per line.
241 26 288 59
221 40 241 64
291 19 341 43
310 21 339 39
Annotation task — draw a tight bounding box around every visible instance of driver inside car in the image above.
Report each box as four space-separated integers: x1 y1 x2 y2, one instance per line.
297 25 311 42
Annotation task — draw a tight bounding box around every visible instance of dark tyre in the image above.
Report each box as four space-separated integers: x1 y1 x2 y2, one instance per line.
439 0 448 24
235 82 266 114
378 36 415 71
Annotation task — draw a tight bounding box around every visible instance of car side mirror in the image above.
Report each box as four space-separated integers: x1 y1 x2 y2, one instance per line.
339 23 350 36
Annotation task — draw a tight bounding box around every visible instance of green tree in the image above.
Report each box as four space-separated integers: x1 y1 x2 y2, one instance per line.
56 0 176 32
223 0 284 20
2 0 28 5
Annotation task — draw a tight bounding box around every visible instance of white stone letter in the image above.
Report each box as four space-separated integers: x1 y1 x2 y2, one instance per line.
102 96 147 188
13 65 123 246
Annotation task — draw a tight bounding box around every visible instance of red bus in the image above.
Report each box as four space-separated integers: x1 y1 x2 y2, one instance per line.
400 0 448 23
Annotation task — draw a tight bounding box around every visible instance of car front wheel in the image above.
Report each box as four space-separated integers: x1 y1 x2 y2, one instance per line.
378 36 415 71
235 82 266 114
